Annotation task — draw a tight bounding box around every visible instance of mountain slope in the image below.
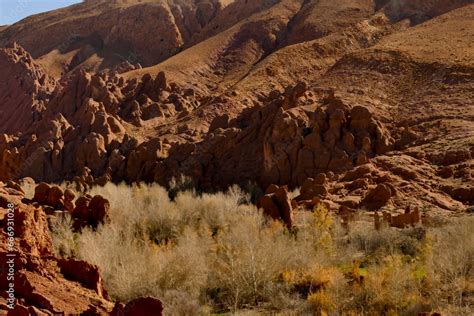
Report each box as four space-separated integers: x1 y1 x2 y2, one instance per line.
0 0 472 212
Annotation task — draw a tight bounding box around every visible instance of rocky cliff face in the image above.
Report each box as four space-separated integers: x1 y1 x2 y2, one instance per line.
0 43 56 134
0 182 113 314
0 0 472 213
0 180 164 314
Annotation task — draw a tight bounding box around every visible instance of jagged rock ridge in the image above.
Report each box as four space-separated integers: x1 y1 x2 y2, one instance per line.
0 0 472 214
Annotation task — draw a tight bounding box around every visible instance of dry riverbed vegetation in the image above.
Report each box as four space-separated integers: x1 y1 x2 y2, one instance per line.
50 183 473 315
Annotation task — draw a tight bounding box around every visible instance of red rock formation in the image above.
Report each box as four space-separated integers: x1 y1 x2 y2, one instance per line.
0 183 113 314
63 189 76 213
30 183 110 230
71 194 110 230
88 195 110 227
296 174 329 201
257 185 293 228
57 259 108 299
33 182 51 205
361 184 394 211
110 297 163 316
0 2 472 215
0 43 55 135
47 185 65 209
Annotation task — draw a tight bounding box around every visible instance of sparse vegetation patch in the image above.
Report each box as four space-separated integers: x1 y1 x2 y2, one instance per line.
51 183 474 315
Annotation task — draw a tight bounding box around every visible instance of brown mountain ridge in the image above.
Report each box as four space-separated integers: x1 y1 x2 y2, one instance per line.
0 0 472 209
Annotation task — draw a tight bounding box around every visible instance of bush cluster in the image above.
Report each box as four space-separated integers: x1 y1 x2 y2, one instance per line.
50 183 474 315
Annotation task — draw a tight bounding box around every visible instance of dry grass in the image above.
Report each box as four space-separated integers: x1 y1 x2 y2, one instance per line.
49 183 474 315
426 216 474 314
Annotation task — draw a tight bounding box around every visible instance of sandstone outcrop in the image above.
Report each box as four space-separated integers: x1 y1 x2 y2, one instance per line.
31 183 110 229
296 174 329 201
290 152 469 215
57 258 108 298
71 194 110 230
0 181 164 313
257 185 293 228
110 297 163 316
0 43 55 135
361 183 394 211
0 182 113 314
64 189 76 213
33 183 64 208
0 2 472 217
